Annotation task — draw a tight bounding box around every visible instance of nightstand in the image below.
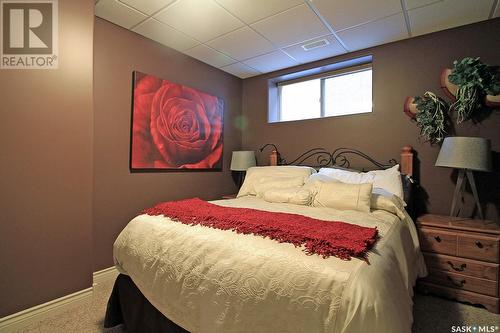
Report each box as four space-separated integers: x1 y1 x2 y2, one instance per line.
416 214 500 313
222 194 237 199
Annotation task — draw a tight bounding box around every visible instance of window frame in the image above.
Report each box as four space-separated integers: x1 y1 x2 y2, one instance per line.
276 63 372 123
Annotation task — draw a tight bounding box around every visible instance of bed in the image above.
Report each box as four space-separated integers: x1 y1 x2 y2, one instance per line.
104 146 427 333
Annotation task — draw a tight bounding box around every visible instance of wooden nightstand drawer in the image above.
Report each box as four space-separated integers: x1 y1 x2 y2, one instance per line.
423 253 499 280
457 234 499 263
418 282 500 313
417 214 500 313
419 227 456 256
424 269 498 297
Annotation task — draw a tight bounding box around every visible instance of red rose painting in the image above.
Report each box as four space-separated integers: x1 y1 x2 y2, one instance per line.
130 72 223 170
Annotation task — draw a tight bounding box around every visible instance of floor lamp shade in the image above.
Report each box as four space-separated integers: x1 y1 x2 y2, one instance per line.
435 137 492 172
435 137 492 220
230 151 256 171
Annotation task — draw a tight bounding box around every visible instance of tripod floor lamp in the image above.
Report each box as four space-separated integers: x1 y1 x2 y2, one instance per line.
435 137 492 220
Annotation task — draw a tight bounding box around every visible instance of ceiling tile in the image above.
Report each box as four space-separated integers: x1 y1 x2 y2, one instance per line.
207 26 276 61
220 62 261 78
311 0 402 31
154 0 244 42
95 0 147 29
133 18 199 51
184 45 237 68
251 4 329 48
409 0 493 36
119 0 175 15
243 51 299 73
337 13 408 51
405 0 442 10
283 35 346 63
215 0 303 24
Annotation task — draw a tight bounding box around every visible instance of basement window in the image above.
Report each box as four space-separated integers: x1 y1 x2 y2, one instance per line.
268 56 373 123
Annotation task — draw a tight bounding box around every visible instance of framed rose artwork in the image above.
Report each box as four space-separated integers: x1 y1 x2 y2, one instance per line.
130 71 223 171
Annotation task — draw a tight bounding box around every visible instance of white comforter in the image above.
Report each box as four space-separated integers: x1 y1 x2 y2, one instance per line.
113 196 427 333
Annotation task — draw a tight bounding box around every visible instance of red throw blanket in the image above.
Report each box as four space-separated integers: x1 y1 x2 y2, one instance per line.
142 198 378 260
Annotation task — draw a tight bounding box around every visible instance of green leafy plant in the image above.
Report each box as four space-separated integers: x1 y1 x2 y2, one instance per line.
414 91 449 144
448 57 500 123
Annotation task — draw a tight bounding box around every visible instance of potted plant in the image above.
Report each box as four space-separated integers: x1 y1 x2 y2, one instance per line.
405 92 449 144
442 57 500 123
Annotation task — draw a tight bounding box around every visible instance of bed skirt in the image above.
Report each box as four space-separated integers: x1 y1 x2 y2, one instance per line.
104 274 188 333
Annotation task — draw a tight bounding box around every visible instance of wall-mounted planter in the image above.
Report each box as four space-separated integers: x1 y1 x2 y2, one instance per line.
441 66 500 109
403 96 418 119
485 94 500 107
440 68 458 101
405 58 498 144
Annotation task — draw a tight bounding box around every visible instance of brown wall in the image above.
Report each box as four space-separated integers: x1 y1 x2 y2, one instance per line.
0 1 94 317
1 9 497 319
93 18 242 271
242 18 500 221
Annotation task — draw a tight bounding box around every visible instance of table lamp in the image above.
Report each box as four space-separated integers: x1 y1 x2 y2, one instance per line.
435 137 492 220
230 151 256 188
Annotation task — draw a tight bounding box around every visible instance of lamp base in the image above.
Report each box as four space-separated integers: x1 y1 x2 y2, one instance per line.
450 169 484 220
231 171 246 189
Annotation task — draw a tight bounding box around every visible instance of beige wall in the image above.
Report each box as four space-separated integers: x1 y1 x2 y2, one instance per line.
92 18 242 271
242 18 500 221
0 0 94 317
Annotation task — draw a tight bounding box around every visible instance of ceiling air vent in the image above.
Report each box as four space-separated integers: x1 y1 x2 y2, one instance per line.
301 39 329 51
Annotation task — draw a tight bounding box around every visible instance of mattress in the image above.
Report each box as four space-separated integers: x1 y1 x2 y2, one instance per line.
113 196 427 333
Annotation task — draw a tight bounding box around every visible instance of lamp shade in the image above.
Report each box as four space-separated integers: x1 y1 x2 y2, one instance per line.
435 137 492 172
230 151 256 171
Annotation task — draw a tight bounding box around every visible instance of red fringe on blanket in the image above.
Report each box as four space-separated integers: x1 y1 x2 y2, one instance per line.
142 198 378 260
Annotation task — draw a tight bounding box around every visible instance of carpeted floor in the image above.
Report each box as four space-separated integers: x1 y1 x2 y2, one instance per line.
18 278 500 333
19 278 124 333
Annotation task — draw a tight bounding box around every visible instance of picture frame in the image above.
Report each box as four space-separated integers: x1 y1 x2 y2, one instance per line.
130 71 224 171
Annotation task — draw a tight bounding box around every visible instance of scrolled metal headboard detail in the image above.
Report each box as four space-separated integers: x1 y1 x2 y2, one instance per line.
259 144 398 170
331 148 398 170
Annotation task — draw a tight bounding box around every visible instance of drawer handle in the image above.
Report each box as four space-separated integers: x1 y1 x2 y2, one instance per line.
446 276 466 287
447 261 466 272
434 236 442 243
475 241 483 248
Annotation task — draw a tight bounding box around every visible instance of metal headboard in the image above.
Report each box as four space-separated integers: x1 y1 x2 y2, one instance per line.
260 144 398 171
259 144 416 218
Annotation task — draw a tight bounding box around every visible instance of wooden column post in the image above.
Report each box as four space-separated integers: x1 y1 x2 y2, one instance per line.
400 145 413 176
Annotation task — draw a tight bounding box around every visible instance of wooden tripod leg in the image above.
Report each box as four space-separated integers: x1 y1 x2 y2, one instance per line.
450 169 465 217
466 170 484 220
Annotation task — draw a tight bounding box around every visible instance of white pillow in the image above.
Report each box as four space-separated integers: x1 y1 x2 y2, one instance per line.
304 173 339 185
319 164 404 200
261 187 313 205
318 167 375 184
367 165 404 200
312 181 373 213
371 192 406 219
237 166 316 198
254 177 305 197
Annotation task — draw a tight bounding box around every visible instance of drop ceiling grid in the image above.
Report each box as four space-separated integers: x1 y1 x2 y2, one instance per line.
95 0 498 78
95 0 412 73
94 0 365 72
211 1 308 71
186 0 410 71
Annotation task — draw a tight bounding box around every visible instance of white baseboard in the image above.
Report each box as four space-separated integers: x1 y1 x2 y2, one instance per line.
0 287 93 333
0 266 119 333
93 266 119 287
